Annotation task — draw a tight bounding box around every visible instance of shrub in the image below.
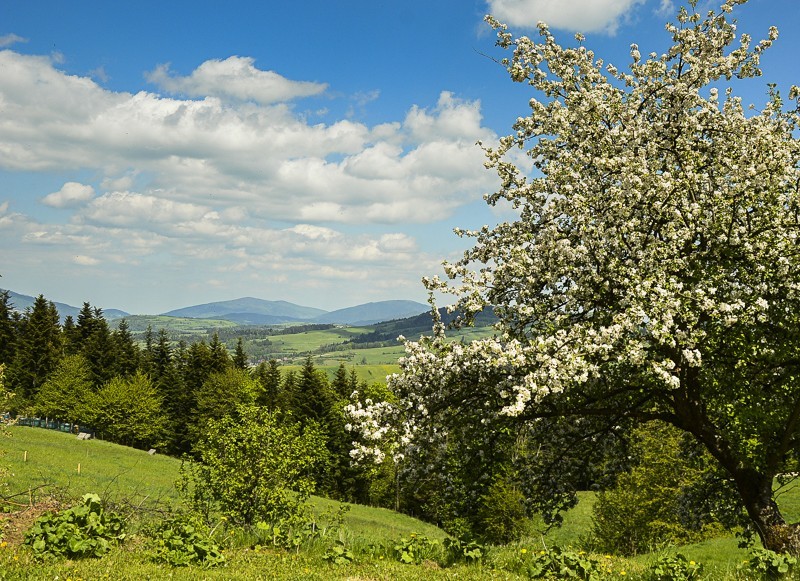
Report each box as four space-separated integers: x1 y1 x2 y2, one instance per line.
179 405 326 528
24 493 125 559
591 421 727 555
442 537 487 566
476 475 529 543
392 533 439 564
746 548 797 579
150 512 225 568
513 545 603 580
323 541 356 565
649 553 703 581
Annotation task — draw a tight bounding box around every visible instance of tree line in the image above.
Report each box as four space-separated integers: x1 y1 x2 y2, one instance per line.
0 291 385 505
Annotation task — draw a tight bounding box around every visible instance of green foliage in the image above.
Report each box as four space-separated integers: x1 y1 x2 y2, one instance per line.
181 404 326 527
7 294 62 406
477 476 530 544
254 502 349 552
23 493 125 559
192 367 260 439
84 372 167 449
323 540 356 565
149 512 225 568
33 354 93 424
392 533 439 564
745 548 797 579
442 537 487 566
648 553 703 581
513 546 603 580
591 422 726 555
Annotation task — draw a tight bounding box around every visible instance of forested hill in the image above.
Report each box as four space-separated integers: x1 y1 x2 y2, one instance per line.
347 307 498 345
1 289 129 322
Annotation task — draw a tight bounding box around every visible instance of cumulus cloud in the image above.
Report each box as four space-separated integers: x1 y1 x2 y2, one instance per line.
0 48 497 311
81 192 214 228
146 56 327 104
486 0 647 34
0 50 497 226
41 182 95 207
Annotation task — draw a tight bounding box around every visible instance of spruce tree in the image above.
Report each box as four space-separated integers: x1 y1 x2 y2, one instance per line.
208 332 230 372
233 337 248 370
112 319 140 377
8 295 62 404
254 359 281 410
0 290 17 366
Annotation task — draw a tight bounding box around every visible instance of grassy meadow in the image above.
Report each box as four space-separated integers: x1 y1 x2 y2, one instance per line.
1 425 795 579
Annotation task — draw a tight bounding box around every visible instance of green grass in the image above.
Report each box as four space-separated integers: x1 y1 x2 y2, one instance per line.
121 314 239 335
2 426 180 508
1 426 443 544
4 426 800 580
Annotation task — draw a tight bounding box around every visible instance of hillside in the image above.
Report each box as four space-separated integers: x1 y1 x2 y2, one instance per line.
1 289 129 322
313 300 427 325
161 297 327 321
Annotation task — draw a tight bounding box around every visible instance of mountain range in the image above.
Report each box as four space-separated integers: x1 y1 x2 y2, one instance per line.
2 289 428 327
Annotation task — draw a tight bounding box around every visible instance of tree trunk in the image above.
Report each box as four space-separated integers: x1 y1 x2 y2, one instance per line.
734 468 800 554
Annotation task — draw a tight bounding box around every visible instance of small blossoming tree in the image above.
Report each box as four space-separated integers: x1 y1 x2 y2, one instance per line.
355 0 800 553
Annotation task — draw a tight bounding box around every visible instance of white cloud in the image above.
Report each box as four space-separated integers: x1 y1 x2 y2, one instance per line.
486 0 647 34
0 48 498 312
73 255 99 266
81 191 214 228
0 34 26 48
146 56 327 104
0 50 497 227
655 0 674 17
41 182 95 207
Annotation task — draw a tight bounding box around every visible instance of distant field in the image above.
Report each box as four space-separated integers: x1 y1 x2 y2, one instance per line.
110 313 496 373
258 327 373 356
120 314 239 336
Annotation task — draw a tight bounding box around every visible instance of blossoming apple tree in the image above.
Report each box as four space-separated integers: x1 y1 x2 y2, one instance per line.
352 0 800 552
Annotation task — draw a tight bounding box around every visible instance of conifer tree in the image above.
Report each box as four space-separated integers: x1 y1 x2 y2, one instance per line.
233 337 248 370
0 290 17 366
8 295 62 404
112 319 140 377
208 332 230 372
82 308 115 388
254 359 282 410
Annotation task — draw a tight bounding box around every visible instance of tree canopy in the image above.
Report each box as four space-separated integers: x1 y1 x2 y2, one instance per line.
354 0 800 553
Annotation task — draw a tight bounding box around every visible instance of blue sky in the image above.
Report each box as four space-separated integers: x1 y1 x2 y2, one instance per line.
0 0 797 314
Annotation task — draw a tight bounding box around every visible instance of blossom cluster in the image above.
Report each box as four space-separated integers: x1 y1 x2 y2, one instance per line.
350 1 800 479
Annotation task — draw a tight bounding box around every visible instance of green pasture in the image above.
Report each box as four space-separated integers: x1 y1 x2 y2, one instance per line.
261 326 373 356
121 315 239 337
1 426 180 508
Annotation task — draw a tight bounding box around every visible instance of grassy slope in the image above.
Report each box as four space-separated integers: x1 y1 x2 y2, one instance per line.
3 426 790 579
0 426 441 542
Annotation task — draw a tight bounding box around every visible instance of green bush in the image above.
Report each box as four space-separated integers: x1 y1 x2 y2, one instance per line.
179 405 326 528
591 422 725 555
476 476 529 543
150 513 225 568
24 493 125 559
322 541 356 565
392 533 439 564
513 545 603 580
442 537 487 566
